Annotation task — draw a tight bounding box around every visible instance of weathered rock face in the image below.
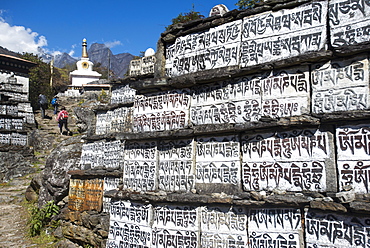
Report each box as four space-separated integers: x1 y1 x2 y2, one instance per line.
0 150 36 182
38 135 84 207
28 129 55 152
73 106 96 136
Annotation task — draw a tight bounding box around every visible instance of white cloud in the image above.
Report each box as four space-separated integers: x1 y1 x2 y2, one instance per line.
68 49 75 57
104 40 122 48
0 18 48 54
51 51 62 57
68 44 77 58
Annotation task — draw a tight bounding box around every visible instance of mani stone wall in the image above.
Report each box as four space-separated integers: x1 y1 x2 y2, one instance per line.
0 55 36 145
61 0 370 247
0 54 36 182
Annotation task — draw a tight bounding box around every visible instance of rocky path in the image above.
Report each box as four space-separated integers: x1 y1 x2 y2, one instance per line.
0 100 79 247
0 176 37 248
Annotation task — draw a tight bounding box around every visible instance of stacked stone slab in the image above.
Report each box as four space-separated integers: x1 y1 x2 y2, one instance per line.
63 0 370 247
0 54 36 146
0 54 37 182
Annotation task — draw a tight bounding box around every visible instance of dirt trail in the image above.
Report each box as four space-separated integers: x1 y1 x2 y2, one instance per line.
0 176 37 248
0 100 78 247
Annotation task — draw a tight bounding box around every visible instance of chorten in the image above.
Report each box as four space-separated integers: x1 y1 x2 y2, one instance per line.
70 38 101 86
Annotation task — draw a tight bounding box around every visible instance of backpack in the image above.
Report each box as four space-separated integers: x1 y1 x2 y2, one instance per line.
60 110 68 120
51 98 57 105
39 95 47 104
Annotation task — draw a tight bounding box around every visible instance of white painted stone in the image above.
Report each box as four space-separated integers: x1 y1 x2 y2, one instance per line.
248 208 303 248
110 85 136 104
329 0 370 47
95 111 108 135
158 139 193 160
243 3 326 40
190 99 260 125
124 141 157 161
336 125 370 160
129 59 142 77
312 56 369 113
96 108 132 135
242 161 327 191
195 136 240 185
103 177 122 213
190 66 310 125
107 221 152 245
312 56 369 90
240 1 327 67
134 93 191 113
79 141 124 170
337 124 370 193
191 66 310 105
201 232 249 248
0 132 27 146
261 96 309 118
123 161 156 192
109 200 152 226
242 129 330 162
166 20 243 77
305 210 370 247
133 92 191 132
209 4 229 17
104 177 121 192
338 160 370 193
248 208 302 231
153 204 199 230
201 206 248 247
241 129 331 192
0 71 30 100
158 139 195 192
313 87 368 113
196 135 240 162
151 228 199 248
196 161 240 184
0 117 23 130
201 206 247 233
123 141 157 192
249 232 302 248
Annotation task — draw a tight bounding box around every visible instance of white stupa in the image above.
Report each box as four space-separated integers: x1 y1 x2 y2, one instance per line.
70 38 101 87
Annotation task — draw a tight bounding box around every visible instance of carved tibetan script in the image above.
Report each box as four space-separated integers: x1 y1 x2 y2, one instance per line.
241 1 327 67
337 124 370 193
123 141 157 192
158 139 195 192
241 129 330 192
312 56 369 113
329 0 370 48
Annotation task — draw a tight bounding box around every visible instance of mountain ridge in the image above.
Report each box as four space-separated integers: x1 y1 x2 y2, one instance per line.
54 43 134 78
0 44 134 78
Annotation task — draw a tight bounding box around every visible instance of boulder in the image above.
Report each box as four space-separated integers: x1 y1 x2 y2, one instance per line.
0 150 36 182
38 135 84 207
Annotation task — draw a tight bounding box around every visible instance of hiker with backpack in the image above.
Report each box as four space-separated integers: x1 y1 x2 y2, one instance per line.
38 94 48 118
51 96 59 114
57 106 71 135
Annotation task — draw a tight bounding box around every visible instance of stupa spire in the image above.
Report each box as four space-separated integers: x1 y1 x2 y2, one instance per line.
82 38 88 58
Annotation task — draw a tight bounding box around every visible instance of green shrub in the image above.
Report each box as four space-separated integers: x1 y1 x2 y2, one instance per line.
28 200 59 237
98 89 109 103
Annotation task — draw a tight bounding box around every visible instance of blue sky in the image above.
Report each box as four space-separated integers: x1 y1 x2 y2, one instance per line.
0 0 239 58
